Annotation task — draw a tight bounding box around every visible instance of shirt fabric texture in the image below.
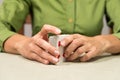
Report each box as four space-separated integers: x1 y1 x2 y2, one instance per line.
0 0 120 51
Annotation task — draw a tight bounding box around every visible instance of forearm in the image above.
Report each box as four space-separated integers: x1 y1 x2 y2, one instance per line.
94 34 120 54
4 34 30 54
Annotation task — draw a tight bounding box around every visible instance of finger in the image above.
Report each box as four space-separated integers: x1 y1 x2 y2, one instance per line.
38 51 59 64
28 52 49 64
60 35 73 47
39 24 61 37
35 38 60 57
67 45 88 61
61 34 82 47
29 43 59 64
80 47 97 61
64 38 84 58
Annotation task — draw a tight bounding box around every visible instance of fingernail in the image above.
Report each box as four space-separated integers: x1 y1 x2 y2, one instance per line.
53 58 59 62
54 50 59 55
56 55 60 58
63 53 65 57
58 55 60 58
56 29 61 33
58 41 61 47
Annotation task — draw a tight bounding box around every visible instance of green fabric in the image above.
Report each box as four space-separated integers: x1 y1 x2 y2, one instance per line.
0 0 120 51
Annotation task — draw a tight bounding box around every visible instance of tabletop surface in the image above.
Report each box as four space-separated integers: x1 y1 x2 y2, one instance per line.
0 52 120 80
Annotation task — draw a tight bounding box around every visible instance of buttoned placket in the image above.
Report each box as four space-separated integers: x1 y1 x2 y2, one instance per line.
64 0 75 33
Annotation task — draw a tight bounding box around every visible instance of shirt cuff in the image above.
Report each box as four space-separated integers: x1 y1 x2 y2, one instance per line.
0 29 16 52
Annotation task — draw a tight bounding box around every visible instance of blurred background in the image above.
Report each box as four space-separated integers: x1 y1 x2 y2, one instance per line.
0 0 110 37
0 0 2 3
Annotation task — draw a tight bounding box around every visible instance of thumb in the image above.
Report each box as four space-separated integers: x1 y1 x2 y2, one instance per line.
39 24 61 37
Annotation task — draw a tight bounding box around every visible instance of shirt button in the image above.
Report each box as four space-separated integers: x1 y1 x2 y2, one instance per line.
68 18 73 23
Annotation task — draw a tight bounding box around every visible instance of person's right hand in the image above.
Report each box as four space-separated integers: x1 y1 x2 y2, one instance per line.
15 24 61 64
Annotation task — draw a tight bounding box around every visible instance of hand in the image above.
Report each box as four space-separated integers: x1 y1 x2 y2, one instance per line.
61 34 109 62
15 24 61 64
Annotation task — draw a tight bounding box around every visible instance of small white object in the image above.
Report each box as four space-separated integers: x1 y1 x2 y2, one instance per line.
79 52 86 57
49 34 69 64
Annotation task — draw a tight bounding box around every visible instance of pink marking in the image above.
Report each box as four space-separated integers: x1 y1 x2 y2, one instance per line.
63 53 65 57
58 41 61 47
58 55 60 58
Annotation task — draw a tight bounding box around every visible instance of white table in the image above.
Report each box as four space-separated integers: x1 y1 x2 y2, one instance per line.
0 52 120 80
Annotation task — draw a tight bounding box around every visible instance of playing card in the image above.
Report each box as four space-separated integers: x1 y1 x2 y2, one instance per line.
49 34 69 64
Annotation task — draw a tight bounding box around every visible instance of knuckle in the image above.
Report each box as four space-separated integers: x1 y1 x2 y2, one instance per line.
43 24 49 30
63 37 69 41
40 52 46 57
73 34 80 38
32 34 38 40
87 43 91 47
30 44 39 52
65 49 69 54
31 54 38 60
35 38 43 46
37 49 43 54
29 43 34 49
43 24 47 28
31 37 36 42
76 48 83 53
73 34 79 36
92 46 97 51
36 49 43 55
72 39 79 45
64 50 70 57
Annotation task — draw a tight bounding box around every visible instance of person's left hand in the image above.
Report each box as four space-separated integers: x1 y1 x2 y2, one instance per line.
60 34 109 61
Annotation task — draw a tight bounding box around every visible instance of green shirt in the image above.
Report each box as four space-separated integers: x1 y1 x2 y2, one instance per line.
0 0 120 51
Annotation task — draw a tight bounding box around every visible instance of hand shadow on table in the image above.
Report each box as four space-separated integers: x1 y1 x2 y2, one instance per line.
66 53 120 63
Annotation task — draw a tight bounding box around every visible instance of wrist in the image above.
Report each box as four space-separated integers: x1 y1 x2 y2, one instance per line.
94 35 120 53
14 36 31 55
93 35 111 53
4 34 30 54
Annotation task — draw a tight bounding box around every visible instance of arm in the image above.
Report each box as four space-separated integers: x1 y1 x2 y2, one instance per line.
0 0 30 51
0 1 61 64
60 34 120 62
94 35 120 54
60 0 120 61
4 24 61 64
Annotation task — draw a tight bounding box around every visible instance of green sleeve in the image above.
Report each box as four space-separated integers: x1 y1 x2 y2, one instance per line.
106 0 120 38
0 0 30 51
